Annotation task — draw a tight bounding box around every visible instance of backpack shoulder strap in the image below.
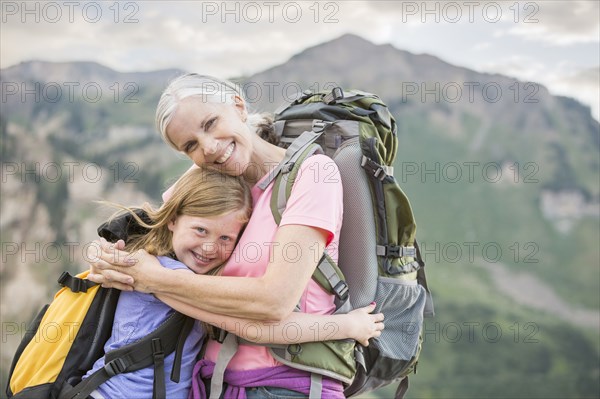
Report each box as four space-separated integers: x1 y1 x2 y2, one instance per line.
208 333 238 399
269 134 350 310
270 141 323 224
57 271 98 293
257 126 325 192
59 312 194 399
313 253 351 312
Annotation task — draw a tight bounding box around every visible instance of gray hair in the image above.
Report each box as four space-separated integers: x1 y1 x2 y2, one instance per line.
155 74 276 150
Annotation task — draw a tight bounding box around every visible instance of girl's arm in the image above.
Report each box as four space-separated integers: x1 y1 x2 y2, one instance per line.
159 286 384 346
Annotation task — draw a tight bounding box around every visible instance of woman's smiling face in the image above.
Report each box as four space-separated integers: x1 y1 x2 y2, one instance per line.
166 96 254 176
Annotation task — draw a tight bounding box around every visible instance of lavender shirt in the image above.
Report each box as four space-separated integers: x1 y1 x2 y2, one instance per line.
84 256 204 398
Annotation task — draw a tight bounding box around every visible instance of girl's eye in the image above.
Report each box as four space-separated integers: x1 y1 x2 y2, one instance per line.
196 227 207 234
220 235 232 241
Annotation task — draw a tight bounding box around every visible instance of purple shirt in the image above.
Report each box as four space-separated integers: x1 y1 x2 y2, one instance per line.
84 256 204 398
189 360 345 399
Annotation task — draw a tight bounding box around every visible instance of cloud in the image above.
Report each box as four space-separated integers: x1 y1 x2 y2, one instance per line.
365 0 599 45
1 1 365 75
564 67 600 87
473 42 491 51
476 55 548 80
1 1 597 119
553 66 600 121
503 1 599 45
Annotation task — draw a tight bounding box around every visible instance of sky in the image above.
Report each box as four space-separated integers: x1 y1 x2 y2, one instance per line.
1 0 599 120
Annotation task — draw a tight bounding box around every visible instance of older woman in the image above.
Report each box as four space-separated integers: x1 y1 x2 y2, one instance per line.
88 74 351 398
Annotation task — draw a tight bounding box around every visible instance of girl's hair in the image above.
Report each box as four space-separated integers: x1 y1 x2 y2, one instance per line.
106 167 252 273
105 167 251 337
155 74 278 148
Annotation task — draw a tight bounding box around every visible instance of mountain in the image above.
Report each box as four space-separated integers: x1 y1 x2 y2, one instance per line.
1 61 192 389
0 61 184 130
245 34 598 197
1 34 599 398
0 60 183 88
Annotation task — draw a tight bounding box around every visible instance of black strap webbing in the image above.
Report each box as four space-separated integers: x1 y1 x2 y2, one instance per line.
58 272 98 293
395 377 409 399
170 316 195 382
415 241 435 317
59 312 192 399
152 338 165 399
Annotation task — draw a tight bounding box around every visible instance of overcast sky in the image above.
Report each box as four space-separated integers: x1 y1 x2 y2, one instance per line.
1 0 599 120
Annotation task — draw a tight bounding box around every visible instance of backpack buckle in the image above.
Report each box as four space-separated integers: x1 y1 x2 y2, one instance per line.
152 338 164 357
378 245 417 258
57 271 69 286
333 281 349 301
216 328 228 344
387 246 401 257
287 344 303 356
104 358 127 377
312 120 331 133
361 156 387 181
58 272 93 293
403 246 417 257
323 87 344 105
282 162 295 174
296 90 313 103
72 278 87 293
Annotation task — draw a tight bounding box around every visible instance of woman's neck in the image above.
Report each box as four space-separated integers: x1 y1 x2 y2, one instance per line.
244 139 286 185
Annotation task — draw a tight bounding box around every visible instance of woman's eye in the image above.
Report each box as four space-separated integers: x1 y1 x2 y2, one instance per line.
196 227 207 234
220 235 231 241
205 117 217 130
184 142 197 153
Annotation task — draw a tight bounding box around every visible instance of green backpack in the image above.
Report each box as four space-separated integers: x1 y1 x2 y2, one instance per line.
211 87 434 399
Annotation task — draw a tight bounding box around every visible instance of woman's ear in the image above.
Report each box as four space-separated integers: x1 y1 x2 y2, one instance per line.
233 95 248 122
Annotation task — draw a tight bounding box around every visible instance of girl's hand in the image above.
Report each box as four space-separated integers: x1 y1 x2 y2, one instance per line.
345 303 385 346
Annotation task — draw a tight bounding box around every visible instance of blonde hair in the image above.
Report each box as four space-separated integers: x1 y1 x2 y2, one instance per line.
106 167 252 269
155 74 277 151
104 167 251 336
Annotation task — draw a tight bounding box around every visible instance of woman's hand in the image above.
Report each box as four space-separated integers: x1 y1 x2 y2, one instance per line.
87 238 162 293
344 303 385 347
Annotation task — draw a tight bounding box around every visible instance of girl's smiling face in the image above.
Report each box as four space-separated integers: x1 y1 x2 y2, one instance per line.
168 210 245 274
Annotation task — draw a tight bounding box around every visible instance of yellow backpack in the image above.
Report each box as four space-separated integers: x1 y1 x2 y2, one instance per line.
6 271 193 399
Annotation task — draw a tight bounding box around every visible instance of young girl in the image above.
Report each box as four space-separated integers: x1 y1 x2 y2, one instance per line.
85 167 383 398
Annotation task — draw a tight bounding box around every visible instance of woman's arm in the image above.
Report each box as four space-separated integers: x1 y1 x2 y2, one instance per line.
89 224 328 321
89 156 342 321
159 285 384 346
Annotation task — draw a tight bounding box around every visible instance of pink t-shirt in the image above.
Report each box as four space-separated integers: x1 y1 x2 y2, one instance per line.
204 154 344 370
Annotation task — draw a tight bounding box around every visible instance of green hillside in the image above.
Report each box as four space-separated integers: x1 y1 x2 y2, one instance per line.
371 109 600 398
